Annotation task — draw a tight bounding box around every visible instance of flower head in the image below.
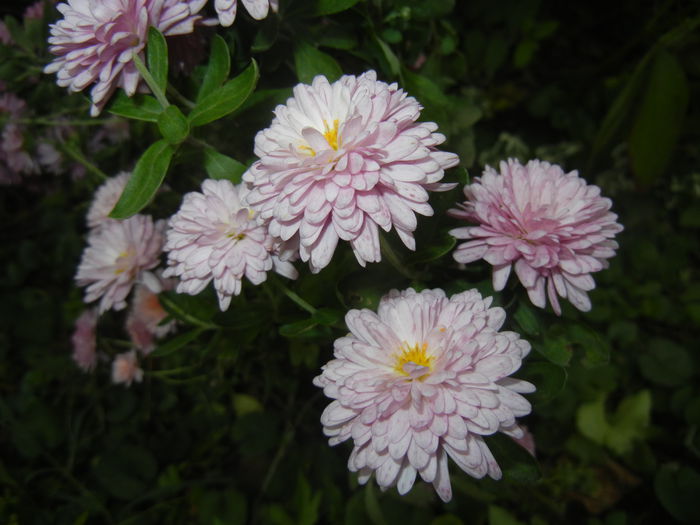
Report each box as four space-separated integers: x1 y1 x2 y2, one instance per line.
163 179 292 311
44 0 206 116
449 159 623 315
214 0 278 26
314 288 534 502
71 308 99 372
76 214 165 313
126 281 176 353
111 350 143 386
243 71 459 273
86 172 130 228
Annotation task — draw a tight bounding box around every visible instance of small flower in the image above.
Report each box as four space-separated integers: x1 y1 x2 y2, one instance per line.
71 308 99 372
86 172 130 228
76 214 165 313
214 0 278 26
111 350 143 386
314 288 534 502
126 281 176 354
244 71 459 273
449 159 623 315
163 179 293 311
44 0 207 116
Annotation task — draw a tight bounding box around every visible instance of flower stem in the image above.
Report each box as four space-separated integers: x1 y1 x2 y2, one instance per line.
380 234 419 280
59 142 108 181
132 53 169 109
167 84 195 109
272 277 317 314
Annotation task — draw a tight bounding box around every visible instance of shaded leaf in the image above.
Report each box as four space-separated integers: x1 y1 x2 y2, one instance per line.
147 26 168 92
109 140 175 218
198 34 231 102
204 147 248 183
311 0 361 16
486 433 541 484
107 92 162 122
654 464 700 523
150 328 204 358
294 41 343 84
157 105 189 144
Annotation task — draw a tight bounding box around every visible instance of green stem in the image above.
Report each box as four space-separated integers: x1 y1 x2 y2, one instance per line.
15 117 121 127
380 235 418 280
273 278 316 314
132 53 169 109
167 84 195 109
59 142 108 181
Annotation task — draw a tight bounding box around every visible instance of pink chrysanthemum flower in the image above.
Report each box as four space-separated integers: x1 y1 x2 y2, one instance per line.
313 288 534 502
71 308 99 372
449 159 623 315
44 0 206 116
126 281 176 354
243 71 459 273
214 0 278 26
76 214 165 313
86 172 130 228
111 350 144 386
163 179 295 311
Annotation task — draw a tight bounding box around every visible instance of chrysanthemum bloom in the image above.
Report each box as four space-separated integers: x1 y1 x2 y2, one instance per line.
243 71 459 273
163 179 294 311
76 214 165 313
44 0 206 116
86 172 130 228
126 282 176 353
111 350 144 386
313 288 534 502
71 308 99 372
449 159 623 315
214 0 278 26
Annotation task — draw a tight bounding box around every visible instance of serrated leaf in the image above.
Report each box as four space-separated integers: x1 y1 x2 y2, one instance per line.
147 26 168 92
204 148 247 183
311 0 361 16
157 105 189 144
108 92 162 122
294 41 343 84
109 140 175 218
189 60 259 126
629 49 689 186
198 34 231 102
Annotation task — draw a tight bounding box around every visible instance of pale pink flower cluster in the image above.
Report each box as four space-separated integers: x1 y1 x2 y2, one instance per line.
0 91 37 184
44 0 207 115
244 71 459 273
314 288 534 501
449 159 623 315
71 308 99 372
214 0 278 26
163 179 297 311
111 350 144 386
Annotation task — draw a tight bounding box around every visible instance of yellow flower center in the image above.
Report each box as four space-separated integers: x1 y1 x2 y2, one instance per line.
323 119 340 151
393 341 434 380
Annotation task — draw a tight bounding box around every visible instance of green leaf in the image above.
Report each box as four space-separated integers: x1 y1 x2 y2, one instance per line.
629 49 689 186
430 516 464 525
147 26 168 92
294 41 343 84
157 105 189 144
109 140 175 218
374 36 400 77
567 324 610 366
638 338 694 387
204 147 248 183
312 308 343 326
189 60 259 127
107 92 162 122
486 433 540 484
607 390 651 455
407 232 456 264
233 394 263 417
576 396 609 445
198 35 231 102
279 318 319 338
513 302 540 336
311 0 361 16
150 328 204 358
159 290 218 329
589 52 652 169
655 464 700 523
533 336 572 366
520 361 567 404
488 506 525 525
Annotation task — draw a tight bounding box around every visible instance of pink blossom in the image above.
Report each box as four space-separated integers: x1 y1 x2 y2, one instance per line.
24 1 47 20
243 71 459 273
70 308 99 372
76 214 165 313
449 159 623 315
214 0 278 26
44 0 207 116
111 350 144 386
126 281 176 354
86 172 130 228
314 288 534 502
163 179 296 311
37 142 63 174
512 426 535 456
0 21 11 45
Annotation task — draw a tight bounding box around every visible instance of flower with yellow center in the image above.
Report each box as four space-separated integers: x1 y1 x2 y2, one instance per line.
393 341 434 380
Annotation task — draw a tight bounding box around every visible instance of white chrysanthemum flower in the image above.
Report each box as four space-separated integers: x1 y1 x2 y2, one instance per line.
163 179 295 311
76 214 165 313
86 172 130 228
314 288 534 502
214 0 278 26
243 71 459 273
